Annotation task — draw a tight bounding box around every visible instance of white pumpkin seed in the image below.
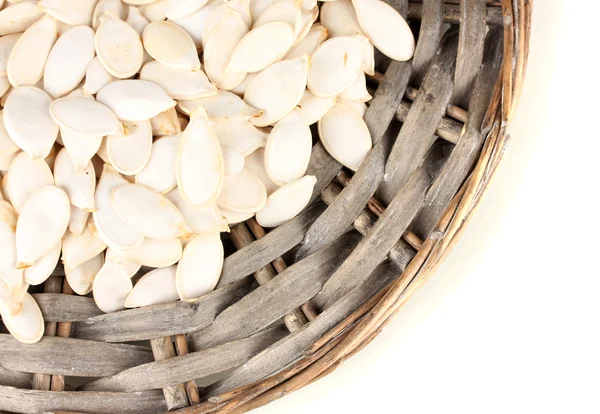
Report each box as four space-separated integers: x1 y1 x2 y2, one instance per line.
93 164 144 250
43 25 95 99
318 102 372 171
0 276 26 318
338 70 372 102
166 0 208 20
16 185 70 268
0 151 18 170
229 71 256 97
210 118 267 156
362 40 375 76
93 259 132 313
176 107 223 206
0 110 19 155
227 0 251 27
0 75 10 97
24 242 60 285
140 61 217 100
7 14 58 87
107 120 152 175
105 246 141 277
352 0 415 61
50 97 124 136
60 126 103 172
220 208 253 225
61 220 107 271
83 57 115 95
93 0 127 30
338 98 367 118
121 237 182 268
255 174 316 227
135 134 179 193
320 0 362 37
253 1 300 29
138 0 171 22
249 0 276 23
96 80 177 121
95 11 144 79
221 145 245 177
0 33 20 76
244 147 279 195
112 183 191 239
167 0 219 48
296 89 335 125
0 200 23 290
125 265 179 308
244 55 308 127
38 0 97 25
178 89 262 120
307 35 368 98
0 291 44 343
264 109 311 185
7 151 54 213
125 5 150 35
150 108 181 136
285 23 327 59
53 147 96 211
203 6 247 90
0 2 44 36
68 205 90 235
216 168 266 213
65 251 103 295
166 187 229 233
227 22 295 74
143 21 200 70
176 232 222 300
294 5 318 45
301 0 317 10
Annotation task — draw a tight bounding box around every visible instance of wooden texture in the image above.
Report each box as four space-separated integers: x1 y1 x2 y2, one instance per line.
34 293 103 321
411 0 445 85
407 1 503 25
150 337 189 410
0 366 32 389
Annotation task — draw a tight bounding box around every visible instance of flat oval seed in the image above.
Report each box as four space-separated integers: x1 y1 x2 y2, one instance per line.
178 89 262 120
264 110 311 185
318 102 372 171
23 243 60 286
285 23 328 59
50 97 124 136
125 266 179 308
0 200 23 290
0 111 19 155
53 147 96 211
307 35 368 98
166 0 208 20
338 70 372 102
93 0 127 30
221 145 245 177
352 0 415 61
216 168 267 214
167 1 219 48
227 0 251 28
93 164 144 251
244 148 279 195
65 252 103 295
296 89 335 125
140 61 217 100
121 237 182 268
244 55 308 127
3 86 58 159
135 134 179 193
96 80 177 121
126 5 150 34
7 152 54 213
107 120 152 175
166 188 229 233
211 119 268 156
294 6 318 45
138 0 171 22
227 22 295 74
320 0 363 37
254 1 301 29
95 11 144 79
176 232 223 301
176 107 223 206
61 220 107 271
249 0 276 22
220 209 253 225
150 108 181 137
7 14 58 87
0 278 27 319
143 21 200 70
44 25 95 99
83 56 116 95
0 2 44 36
93 260 132 313
0 33 20 76
60 127 103 172
105 246 141 278
68 205 90 235
16 186 70 269
338 98 367 118
38 0 97 25
256 175 316 227
0 292 44 344
111 183 191 239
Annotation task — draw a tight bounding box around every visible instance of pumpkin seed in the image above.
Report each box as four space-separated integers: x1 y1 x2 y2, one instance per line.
166 187 229 233
352 0 415 61
96 80 177 121
253 1 300 30
244 147 280 195
105 246 142 277
0 33 20 76
93 0 127 30
362 41 375 76
320 0 362 37
125 265 179 308
7 151 54 213
167 0 219 48
178 89 262 120
16 185 70 269
0 276 26 318
68 205 90 236
210 118 267 156
249 0 276 23
296 89 335 125
61 220 107 271
338 70 372 102
38 0 97 26
139 0 172 22
0 112 19 155
285 23 327 59
50 97 124 136
216 168 267 213
92 259 132 313
0 2 44 36
227 0 251 27
60 126 104 172
120 237 182 268
244 55 308 127
318 102 372 171
0 200 23 290
176 107 223 206
229 71 257 97
220 208 253 225
7 14 58 87
0 291 44 343
150 108 181 137
83 56 116 95
140 61 217 100
125 5 150 35
176 232 222 301
24 243 60 286
53 147 96 211
95 10 144 79
221 145 245 177
166 0 209 20
143 21 200 70
338 98 367 118
107 120 152 175
256 174 316 227
135 134 179 193
294 5 318 45
0 151 18 170
264 109 311 185
65 251 103 295
0 76 10 97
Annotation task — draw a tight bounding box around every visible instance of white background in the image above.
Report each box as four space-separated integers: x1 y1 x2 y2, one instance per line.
257 1 600 413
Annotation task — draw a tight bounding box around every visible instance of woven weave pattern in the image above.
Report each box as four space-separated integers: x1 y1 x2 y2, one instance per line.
0 1 531 412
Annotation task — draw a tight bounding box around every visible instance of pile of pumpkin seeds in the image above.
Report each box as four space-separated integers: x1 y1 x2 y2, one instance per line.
0 0 414 344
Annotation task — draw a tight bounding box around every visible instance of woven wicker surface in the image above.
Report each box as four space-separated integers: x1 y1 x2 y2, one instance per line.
0 0 531 413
